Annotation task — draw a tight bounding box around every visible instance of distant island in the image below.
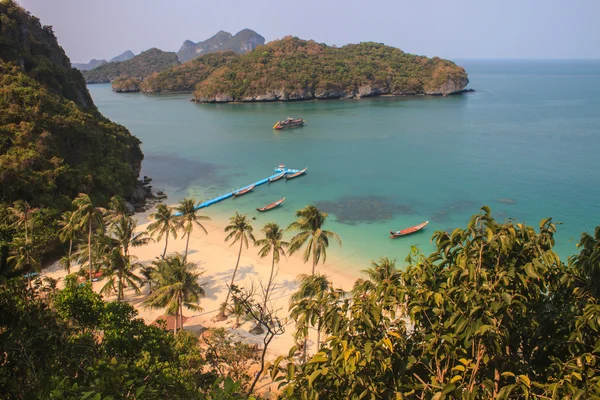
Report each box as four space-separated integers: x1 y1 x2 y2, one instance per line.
72 50 134 70
193 37 469 102
177 29 265 63
81 48 180 84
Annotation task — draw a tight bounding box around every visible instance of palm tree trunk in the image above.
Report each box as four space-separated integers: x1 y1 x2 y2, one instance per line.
67 239 72 274
184 230 191 262
179 298 184 332
174 295 179 336
162 232 169 259
263 255 276 311
88 222 93 286
215 239 243 321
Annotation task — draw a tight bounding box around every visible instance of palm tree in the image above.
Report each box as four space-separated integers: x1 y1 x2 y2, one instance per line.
147 204 178 259
98 241 143 301
287 205 341 275
353 257 405 317
143 253 205 335
58 211 79 274
215 212 255 321
8 239 40 287
110 214 151 257
175 198 210 262
8 200 38 243
72 193 105 285
290 274 332 360
255 222 288 310
140 264 156 293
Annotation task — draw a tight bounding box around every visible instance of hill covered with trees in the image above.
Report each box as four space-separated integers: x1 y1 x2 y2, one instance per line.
139 51 241 93
0 0 143 262
81 48 180 83
193 36 469 102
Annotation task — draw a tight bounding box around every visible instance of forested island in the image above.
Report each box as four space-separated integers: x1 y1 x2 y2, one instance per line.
111 36 470 101
193 37 469 102
81 48 180 84
2 1 600 399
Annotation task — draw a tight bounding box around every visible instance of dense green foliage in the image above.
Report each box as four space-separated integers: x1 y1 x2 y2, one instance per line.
275 208 600 399
82 48 180 83
0 1 143 266
112 76 142 92
193 37 469 102
140 51 240 93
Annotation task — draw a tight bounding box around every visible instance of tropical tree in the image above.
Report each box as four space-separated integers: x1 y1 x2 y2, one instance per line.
7 239 40 286
290 274 334 359
175 198 210 262
255 222 288 309
143 253 205 335
58 210 79 274
109 214 151 257
287 205 341 275
139 264 156 293
215 213 255 321
72 193 105 284
353 257 405 315
7 200 38 243
98 241 144 302
147 204 178 259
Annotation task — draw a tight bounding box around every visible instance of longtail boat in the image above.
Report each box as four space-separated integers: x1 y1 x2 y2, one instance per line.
233 185 255 197
256 197 285 212
273 117 305 130
269 171 286 182
285 167 307 180
390 221 429 238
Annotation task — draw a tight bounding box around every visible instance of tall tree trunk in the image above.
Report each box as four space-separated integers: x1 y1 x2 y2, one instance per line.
162 231 169 259
179 297 184 332
184 230 191 262
174 296 179 336
67 239 72 274
88 222 93 286
263 255 276 311
215 239 243 321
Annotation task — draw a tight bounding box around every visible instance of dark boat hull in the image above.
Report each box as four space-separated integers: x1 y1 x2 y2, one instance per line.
390 221 429 238
285 168 307 180
233 185 255 196
269 172 286 182
257 197 285 212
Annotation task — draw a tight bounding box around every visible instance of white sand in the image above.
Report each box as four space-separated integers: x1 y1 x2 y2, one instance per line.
41 205 361 393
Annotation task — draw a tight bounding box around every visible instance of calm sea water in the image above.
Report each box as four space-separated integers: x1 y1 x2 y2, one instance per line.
88 60 600 272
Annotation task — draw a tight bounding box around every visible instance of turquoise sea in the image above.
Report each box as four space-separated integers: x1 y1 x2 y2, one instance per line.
88 60 600 272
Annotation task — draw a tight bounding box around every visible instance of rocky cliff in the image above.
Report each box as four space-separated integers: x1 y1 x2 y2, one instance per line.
193 37 469 103
177 29 265 62
72 58 107 71
0 0 143 207
110 50 134 63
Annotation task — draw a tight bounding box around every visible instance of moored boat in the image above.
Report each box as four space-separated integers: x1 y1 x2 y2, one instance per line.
233 185 255 197
269 171 286 182
390 221 429 238
273 117 305 130
285 167 307 180
256 197 285 212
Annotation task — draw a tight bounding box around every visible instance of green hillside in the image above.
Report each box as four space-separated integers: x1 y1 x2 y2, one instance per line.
82 48 180 83
193 37 469 102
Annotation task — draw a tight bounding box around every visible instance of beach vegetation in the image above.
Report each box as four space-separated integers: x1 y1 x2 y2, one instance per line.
148 203 178 259
143 253 205 335
175 197 211 262
215 212 255 321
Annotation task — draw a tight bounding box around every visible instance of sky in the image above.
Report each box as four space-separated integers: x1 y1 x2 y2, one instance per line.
16 0 600 63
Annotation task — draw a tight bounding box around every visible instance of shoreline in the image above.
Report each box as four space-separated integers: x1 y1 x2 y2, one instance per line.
41 202 361 371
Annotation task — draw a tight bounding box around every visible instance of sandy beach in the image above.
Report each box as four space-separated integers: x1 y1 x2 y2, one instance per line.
41 204 361 391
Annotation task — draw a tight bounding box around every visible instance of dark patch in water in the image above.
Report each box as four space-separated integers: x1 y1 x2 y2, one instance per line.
140 154 226 190
497 198 516 205
315 196 413 225
430 199 480 223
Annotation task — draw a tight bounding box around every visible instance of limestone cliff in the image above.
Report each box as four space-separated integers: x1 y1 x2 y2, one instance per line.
177 29 265 63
